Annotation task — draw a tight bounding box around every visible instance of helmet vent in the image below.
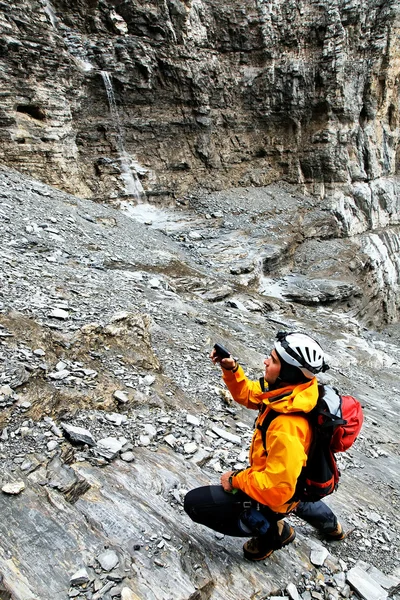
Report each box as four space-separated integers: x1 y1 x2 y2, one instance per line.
304 347 312 363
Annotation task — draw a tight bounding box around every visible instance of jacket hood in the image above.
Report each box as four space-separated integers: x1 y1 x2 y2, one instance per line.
262 377 319 414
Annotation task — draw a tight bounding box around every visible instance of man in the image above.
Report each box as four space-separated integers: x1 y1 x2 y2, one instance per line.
184 331 344 561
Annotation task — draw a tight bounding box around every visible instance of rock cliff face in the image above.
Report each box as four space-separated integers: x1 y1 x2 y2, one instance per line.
0 0 400 203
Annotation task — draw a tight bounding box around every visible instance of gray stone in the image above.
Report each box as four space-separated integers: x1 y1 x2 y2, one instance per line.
184 442 198 454
95 437 124 460
47 440 59 451
310 545 329 566
143 423 156 439
48 370 71 380
1 481 25 495
164 434 177 447
97 549 119 572
287 583 300 600
113 390 129 404
362 565 400 593
186 414 200 426
211 426 241 445
347 566 388 600
120 451 135 462
49 308 69 319
61 423 96 446
33 348 46 356
105 413 128 426
70 567 90 585
121 588 137 600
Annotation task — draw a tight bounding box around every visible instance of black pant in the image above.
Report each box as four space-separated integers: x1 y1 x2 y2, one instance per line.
184 485 338 538
184 485 281 537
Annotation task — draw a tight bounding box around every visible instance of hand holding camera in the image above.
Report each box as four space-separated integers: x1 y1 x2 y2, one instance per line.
211 343 237 371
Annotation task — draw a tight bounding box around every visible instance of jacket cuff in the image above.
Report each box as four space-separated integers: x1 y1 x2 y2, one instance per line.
222 363 244 381
231 469 246 489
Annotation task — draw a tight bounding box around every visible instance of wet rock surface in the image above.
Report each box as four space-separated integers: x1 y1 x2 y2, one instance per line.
0 166 399 599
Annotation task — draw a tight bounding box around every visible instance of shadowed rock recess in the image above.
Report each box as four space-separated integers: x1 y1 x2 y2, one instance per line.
0 1 399 600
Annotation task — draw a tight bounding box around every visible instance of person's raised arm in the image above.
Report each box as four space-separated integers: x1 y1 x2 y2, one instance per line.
210 346 262 409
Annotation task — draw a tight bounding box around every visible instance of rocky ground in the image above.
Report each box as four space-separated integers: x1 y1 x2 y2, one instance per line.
0 165 399 600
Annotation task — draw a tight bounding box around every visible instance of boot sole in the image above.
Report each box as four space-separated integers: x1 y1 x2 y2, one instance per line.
243 527 296 561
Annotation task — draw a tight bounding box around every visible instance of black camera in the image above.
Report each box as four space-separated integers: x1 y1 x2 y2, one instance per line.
213 343 231 359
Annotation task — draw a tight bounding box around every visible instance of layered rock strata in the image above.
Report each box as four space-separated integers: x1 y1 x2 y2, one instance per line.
0 0 399 203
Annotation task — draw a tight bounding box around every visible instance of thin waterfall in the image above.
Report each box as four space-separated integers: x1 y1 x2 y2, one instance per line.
41 0 94 72
101 71 143 200
42 0 58 29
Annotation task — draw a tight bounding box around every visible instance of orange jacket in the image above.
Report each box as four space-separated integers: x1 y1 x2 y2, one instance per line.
223 365 319 514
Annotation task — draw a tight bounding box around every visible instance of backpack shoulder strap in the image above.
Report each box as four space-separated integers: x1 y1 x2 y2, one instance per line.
257 409 279 452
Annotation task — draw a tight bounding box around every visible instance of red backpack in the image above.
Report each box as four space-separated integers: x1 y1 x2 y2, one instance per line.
258 385 364 502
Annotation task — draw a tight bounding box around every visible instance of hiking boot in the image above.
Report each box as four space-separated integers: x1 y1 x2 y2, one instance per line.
243 520 296 561
324 522 345 541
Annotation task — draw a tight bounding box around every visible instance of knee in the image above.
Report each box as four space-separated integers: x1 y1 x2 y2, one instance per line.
183 489 197 520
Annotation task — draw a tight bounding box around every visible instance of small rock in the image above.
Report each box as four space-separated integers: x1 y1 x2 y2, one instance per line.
47 440 59 451
188 231 202 240
61 423 96 446
164 434 177 447
287 583 300 600
186 414 200 426
184 442 198 454
154 558 165 567
70 567 90 585
141 375 155 386
310 545 329 566
143 423 156 439
97 549 119 572
148 277 161 288
33 348 46 356
113 390 129 404
2 481 25 495
202 286 232 302
347 566 388 600
121 588 138 600
48 369 71 380
19 401 32 409
211 425 241 444
0 384 14 397
96 437 124 459
120 451 135 462
333 572 347 590
49 308 69 319
105 413 128 426
366 511 382 523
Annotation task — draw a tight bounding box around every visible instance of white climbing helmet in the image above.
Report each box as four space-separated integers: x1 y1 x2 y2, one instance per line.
274 331 329 379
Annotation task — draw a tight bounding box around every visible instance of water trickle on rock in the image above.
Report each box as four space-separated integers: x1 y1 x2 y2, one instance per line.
42 0 58 29
100 71 144 201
